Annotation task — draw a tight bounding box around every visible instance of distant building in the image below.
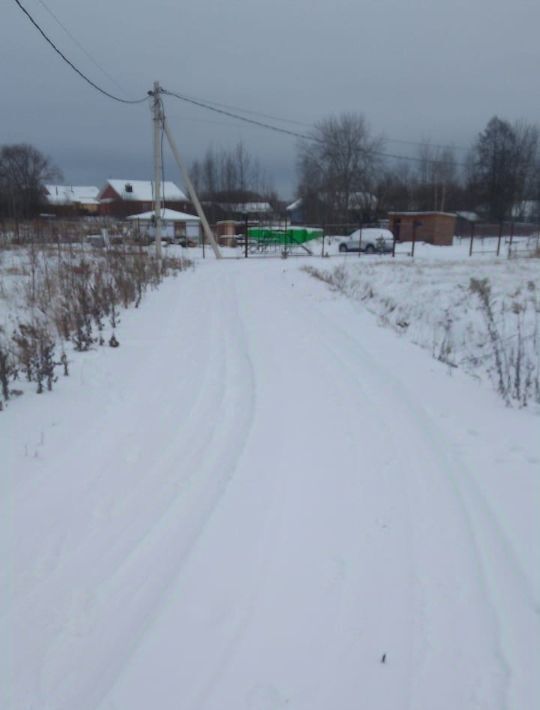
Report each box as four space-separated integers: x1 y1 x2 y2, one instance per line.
127 208 200 241
388 211 456 246
512 200 540 223
44 185 100 216
216 201 274 219
455 211 481 237
286 198 304 224
286 192 377 225
98 180 191 218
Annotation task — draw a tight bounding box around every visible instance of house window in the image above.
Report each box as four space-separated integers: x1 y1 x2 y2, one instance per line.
125 183 133 194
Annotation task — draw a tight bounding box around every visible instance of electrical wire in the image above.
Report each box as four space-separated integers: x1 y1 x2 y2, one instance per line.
376 149 466 168
175 91 312 128
168 89 467 152
385 137 469 152
162 88 466 168
164 88 470 153
11 0 467 165
11 0 148 105
34 0 130 96
162 89 315 142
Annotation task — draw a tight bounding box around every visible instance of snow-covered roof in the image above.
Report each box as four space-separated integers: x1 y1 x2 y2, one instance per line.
512 200 540 219
388 211 456 218
102 180 188 202
456 211 481 222
220 202 273 213
127 208 200 222
45 185 99 206
286 198 302 212
347 192 377 209
286 193 377 211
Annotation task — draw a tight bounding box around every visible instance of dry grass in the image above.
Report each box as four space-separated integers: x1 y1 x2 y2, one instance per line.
0 243 192 410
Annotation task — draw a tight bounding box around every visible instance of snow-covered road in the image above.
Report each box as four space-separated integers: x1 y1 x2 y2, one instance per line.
2 257 539 709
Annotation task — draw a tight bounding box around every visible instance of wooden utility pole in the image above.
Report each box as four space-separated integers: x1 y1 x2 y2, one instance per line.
151 81 163 260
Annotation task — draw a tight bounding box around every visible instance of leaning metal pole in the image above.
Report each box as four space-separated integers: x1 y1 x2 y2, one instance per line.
162 116 222 259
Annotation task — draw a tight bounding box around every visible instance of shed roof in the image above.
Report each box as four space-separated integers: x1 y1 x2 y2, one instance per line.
456 211 480 221
220 202 273 213
127 208 200 222
388 211 456 218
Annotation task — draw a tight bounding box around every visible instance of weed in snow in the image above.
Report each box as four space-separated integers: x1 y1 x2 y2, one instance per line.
0 244 191 410
304 260 540 407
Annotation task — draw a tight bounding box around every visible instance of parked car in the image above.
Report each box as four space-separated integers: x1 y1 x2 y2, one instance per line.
338 228 395 254
178 237 198 247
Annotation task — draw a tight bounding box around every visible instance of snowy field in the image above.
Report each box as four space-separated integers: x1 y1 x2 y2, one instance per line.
303 243 540 407
1 244 539 709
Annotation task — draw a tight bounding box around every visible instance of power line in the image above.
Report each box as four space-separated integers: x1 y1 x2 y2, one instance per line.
165 88 470 153
162 88 315 142
11 0 147 105
386 137 469 152
376 149 467 168
162 88 467 168
34 0 130 96
11 0 467 166
176 91 312 128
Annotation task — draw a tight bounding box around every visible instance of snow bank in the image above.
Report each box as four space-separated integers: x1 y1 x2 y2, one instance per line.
305 255 540 406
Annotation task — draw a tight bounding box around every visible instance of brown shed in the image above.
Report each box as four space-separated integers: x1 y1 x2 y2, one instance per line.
388 211 456 246
215 220 239 238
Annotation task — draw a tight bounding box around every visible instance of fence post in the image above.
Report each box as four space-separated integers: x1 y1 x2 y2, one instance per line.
469 222 475 257
411 220 419 258
392 219 399 258
244 213 248 258
507 222 514 258
358 223 363 256
201 224 206 258
321 222 326 258
496 221 503 257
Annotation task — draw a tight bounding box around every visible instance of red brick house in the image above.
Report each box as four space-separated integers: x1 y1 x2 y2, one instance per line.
98 180 191 218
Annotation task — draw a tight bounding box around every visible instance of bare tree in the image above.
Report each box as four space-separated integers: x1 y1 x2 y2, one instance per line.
416 141 458 212
190 142 272 203
296 113 383 223
0 143 62 219
375 160 417 214
202 147 219 197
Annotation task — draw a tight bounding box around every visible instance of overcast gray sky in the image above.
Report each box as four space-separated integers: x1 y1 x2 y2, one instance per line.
2 0 539 197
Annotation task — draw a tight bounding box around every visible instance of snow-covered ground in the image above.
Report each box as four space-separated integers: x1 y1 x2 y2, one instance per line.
303 246 540 407
1 250 539 709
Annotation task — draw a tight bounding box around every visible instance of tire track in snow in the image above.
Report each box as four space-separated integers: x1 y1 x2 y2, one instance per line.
1 274 219 607
320 315 539 709
1 273 220 618
95 270 258 710
175 274 272 710
283 281 511 709
296 278 540 708
3 276 225 708
97 265 411 710
241 272 417 710
2 269 257 710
